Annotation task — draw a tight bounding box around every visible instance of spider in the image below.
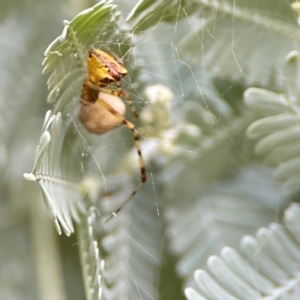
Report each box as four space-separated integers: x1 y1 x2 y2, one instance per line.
79 48 146 220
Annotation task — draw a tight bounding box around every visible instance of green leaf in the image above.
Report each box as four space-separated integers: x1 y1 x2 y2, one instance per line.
166 166 282 286
185 203 300 299
244 88 289 114
128 0 300 83
282 50 300 102
246 114 299 139
245 51 300 196
27 111 85 235
77 207 103 300
77 178 162 300
42 1 128 113
127 0 197 33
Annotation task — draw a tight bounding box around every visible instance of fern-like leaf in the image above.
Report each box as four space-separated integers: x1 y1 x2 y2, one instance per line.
76 175 162 300
127 0 300 84
185 202 300 299
43 1 126 113
24 111 85 235
78 207 104 300
245 51 300 196
25 1 131 235
165 166 282 287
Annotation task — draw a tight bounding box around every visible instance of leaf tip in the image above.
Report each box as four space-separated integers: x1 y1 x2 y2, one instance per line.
60 21 70 42
23 173 37 181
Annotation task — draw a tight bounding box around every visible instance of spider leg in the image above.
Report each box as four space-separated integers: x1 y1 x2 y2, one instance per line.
117 81 139 119
85 80 139 118
95 98 147 221
121 90 139 119
96 87 139 119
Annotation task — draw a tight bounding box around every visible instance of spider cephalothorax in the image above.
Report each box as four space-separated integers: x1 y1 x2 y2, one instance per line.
87 48 127 86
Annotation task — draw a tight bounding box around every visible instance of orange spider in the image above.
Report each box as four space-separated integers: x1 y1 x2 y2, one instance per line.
79 48 146 220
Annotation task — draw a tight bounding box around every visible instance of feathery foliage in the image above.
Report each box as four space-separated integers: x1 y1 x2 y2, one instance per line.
2 0 300 299
245 51 300 197
25 1 130 235
185 202 300 299
127 0 300 84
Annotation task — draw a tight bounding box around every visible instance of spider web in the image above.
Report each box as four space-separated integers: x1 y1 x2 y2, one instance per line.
61 1 300 299
2 0 300 299
77 1 298 299
48 0 300 299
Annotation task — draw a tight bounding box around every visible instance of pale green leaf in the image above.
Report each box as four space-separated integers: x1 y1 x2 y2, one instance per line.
194 270 238 300
246 114 300 140
282 50 300 103
77 177 162 300
128 0 300 83
166 166 282 286
244 88 289 114
78 207 104 300
27 111 85 235
207 256 259 299
185 287 207 300
245 51 300 196
185 203 300 299
42 1 128 113
220 247 274 294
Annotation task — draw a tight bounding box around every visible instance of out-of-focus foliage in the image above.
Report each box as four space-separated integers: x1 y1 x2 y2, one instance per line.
2 1 300 300
186 202 300 299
